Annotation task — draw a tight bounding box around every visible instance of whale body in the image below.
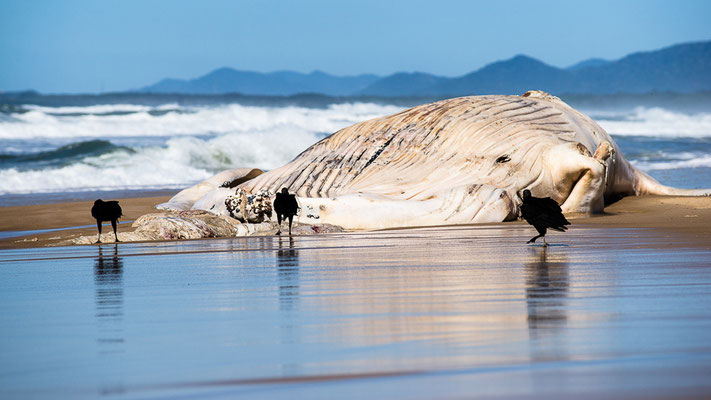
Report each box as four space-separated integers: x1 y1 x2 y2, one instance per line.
187 91 710 230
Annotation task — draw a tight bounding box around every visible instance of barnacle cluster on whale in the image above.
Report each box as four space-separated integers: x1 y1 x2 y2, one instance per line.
225 188 273 223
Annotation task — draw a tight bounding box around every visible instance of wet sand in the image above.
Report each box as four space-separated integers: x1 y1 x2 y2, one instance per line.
1 195 710 249
1 195 711 399
1 222 710 399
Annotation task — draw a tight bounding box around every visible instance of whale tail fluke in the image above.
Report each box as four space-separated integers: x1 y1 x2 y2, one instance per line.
634 168 711 196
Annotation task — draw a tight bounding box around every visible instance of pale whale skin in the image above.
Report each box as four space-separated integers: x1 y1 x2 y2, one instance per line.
217 91 709 230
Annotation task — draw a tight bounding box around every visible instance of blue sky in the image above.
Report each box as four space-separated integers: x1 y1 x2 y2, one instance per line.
1 0 710 93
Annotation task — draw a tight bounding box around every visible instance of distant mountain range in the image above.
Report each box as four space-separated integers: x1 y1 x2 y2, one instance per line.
140 41 711 97
144 69 379 96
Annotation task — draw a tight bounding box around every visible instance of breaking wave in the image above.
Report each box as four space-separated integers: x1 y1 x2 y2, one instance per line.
0 140 131 169
592 107 711 138
631 154 711 171
0 102 402 141
0 102 403 194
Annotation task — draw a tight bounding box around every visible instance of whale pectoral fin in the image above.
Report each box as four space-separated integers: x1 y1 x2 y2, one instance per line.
560 158 606 214
550 143 611 214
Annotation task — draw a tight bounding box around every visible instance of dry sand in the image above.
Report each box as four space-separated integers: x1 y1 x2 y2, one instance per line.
574 195 711 246
1 194 710 249
0 195 171 249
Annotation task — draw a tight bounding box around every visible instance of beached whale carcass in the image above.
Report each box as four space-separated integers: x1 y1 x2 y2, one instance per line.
198 91 710 230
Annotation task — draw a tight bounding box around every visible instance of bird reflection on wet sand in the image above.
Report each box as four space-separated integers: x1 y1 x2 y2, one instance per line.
276 236 299 310
525 247 569 361
94 244 124 355
276 236 301 376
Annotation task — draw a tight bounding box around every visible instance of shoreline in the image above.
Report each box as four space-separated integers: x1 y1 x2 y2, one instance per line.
1 194 710 250
0 188 179 207
0 195 172 249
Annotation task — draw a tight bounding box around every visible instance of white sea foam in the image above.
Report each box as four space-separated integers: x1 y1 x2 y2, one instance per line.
0 132 319 194
5 104 709 141
0 102 405 194
0 103 403 140
632 155 711 171
23 103 176 115
595 107 711 138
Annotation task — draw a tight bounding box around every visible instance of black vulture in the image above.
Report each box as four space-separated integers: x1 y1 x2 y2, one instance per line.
273 188 299 235
520 189 570 246
91 199 123 243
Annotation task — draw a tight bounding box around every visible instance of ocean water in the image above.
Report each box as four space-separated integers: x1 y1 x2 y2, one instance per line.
0 97 710 205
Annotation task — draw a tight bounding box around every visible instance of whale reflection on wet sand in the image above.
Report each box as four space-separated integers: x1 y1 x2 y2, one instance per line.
1 225 710 399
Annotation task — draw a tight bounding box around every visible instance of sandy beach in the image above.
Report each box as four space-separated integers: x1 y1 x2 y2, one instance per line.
1 194 710 249
0 195 172 248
